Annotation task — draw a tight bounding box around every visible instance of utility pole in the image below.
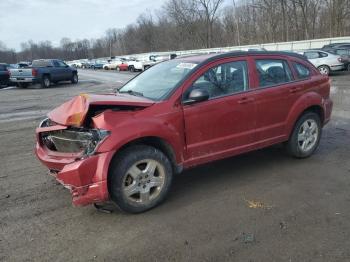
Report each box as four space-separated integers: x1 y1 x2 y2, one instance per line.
232 0 241 46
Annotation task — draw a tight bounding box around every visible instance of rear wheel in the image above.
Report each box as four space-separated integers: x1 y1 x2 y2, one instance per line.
286 112 322 158
347 64 350 71
41 75 50 88
109 145 173 213
129 66 135 72
116 66 120 71
318 65 330 75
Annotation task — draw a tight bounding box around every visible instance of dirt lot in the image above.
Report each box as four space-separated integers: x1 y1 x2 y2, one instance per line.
1 69 350 262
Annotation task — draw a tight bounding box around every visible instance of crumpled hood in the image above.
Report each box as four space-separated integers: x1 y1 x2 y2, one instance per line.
48 93 154 126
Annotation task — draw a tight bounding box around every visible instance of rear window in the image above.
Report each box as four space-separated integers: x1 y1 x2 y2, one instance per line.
255 59 293 87
32 60 52 67
293 62 311 79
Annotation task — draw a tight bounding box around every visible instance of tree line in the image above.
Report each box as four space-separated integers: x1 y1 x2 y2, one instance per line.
1 0 349 63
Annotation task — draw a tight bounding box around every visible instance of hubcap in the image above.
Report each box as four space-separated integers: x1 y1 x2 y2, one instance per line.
122 159 165 204
319 66 329 75
44 78 50 86
298 119 319 152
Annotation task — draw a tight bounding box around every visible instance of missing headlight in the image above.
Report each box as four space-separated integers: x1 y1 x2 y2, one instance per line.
41 128 110 156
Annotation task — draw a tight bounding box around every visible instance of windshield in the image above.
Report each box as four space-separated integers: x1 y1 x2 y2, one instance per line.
118 60 198 101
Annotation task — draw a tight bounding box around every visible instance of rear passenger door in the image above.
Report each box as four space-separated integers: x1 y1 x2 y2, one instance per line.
252 57 303 144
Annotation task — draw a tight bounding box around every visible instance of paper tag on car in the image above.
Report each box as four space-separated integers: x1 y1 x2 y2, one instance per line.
176 63 197 69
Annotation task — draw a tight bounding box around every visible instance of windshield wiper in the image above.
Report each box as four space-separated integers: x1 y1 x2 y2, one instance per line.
118 90 144 97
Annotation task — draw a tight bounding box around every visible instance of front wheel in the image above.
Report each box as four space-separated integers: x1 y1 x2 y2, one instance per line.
109 145 173 213
286 112 322 158
318 65 330 75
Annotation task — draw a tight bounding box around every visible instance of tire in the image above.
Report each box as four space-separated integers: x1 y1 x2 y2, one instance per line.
317 65 330 75
144 65 150 70
347 64 350 71
109 145 173 213
41 75 50 88
129 66 135 72
286 112 322 158
71 73 78 84
116 66 120 72
17 83 28 88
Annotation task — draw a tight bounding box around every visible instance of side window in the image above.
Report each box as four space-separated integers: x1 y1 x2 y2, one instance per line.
255 59 293 87
304 52 320 59
54 60 67 67
189 61 248 99
293 62 311 79
319 52 328 58
57 61 67 67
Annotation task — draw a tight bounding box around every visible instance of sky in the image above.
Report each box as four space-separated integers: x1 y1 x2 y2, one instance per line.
0 0 166 50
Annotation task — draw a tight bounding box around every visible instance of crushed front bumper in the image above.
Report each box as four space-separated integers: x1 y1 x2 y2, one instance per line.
35 125 114 206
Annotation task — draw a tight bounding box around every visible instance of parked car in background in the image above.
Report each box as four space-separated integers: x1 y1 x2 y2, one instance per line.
295 50 344 75
0 63 10 87
103 60 123 70
323 42 350 50
127 59 144 72
9 59 78 88
91 60 107 70
17 61 31 68
116 62 129 71
35 51 332 213
326 48 350 71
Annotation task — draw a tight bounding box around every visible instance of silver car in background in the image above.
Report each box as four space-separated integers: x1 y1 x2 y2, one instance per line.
295 50 344 75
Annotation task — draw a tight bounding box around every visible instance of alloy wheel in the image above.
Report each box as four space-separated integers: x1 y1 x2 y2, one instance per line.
122 159 165 204
318 66 329 75
297 119 319 152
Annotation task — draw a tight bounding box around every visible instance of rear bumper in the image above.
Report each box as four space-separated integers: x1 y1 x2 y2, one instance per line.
10 77 38 83
35 134 115 206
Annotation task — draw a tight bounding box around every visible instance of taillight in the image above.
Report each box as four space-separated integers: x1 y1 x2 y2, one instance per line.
32 68 38 77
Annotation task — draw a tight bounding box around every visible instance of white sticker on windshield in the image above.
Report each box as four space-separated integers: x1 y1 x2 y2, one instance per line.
176 63 197 70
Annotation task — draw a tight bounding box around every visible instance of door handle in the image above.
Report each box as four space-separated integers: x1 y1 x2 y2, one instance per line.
238 97 255 104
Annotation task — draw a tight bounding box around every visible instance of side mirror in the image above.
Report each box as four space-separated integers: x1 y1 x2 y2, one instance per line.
183 88 209 105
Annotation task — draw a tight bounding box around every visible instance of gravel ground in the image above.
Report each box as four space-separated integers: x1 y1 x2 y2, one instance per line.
0 69 349 262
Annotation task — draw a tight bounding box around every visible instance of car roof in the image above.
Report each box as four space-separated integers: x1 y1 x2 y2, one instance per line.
176 51 308 64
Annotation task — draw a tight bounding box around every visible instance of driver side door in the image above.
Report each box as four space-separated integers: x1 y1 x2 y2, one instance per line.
182 59 256 166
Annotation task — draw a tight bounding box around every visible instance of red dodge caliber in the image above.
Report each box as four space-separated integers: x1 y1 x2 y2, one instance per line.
35 51 333 213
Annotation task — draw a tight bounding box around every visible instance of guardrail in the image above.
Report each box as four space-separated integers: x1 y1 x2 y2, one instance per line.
70 36 350 63
136 36 350 57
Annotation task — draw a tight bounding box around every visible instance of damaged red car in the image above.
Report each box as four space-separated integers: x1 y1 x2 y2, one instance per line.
35 51 333 213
